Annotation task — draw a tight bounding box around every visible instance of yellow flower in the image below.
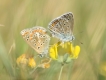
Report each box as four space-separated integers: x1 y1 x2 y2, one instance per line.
64 42 80 59
28 58 36 68
49 43 58 60
49 42 80 62
16 53 36 68
16 54 28 66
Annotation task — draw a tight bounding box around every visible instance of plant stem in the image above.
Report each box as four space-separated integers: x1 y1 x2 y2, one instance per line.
29 67 38 75
58 65 64 80
67 60 73 80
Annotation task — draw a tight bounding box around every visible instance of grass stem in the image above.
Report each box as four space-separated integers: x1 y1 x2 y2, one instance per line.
58 65 64 80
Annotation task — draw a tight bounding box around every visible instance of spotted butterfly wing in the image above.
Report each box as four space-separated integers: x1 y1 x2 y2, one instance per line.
48 12 74 42
21 26 50 57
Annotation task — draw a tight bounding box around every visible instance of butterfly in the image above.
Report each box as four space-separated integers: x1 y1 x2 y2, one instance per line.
20 26 50 57
48 12 75 42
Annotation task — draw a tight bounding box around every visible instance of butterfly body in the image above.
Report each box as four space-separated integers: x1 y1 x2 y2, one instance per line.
48 12 75 42
21 26 50 57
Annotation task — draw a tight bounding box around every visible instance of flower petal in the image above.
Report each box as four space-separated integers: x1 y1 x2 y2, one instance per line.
28 58 36 68
49 44 58 60
16 54 28 65
70 45 80 59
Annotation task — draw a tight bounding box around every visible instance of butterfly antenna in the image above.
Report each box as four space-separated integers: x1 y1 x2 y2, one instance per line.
73 31 83 44
74 31 83 36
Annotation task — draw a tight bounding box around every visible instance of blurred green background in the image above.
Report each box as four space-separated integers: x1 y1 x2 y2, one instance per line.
0 0 106 80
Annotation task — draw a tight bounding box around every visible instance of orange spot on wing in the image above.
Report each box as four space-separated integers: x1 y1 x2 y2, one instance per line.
51 20 59 27
30 33 33 37
22 32 29 36
30 37 33 40
29 33 34 40
52 23 55 27
32 29 46 34
25 32 29 34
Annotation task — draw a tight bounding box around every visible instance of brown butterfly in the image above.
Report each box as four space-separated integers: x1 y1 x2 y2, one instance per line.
21 26 50 57
48 12 75 42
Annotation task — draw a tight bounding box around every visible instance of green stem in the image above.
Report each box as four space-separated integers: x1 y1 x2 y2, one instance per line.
58 65 64 80
29 66 38 75
67 60 73 80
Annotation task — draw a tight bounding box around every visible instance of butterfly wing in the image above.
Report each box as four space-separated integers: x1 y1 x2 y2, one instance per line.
21 26 50 56
48 12 74 42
